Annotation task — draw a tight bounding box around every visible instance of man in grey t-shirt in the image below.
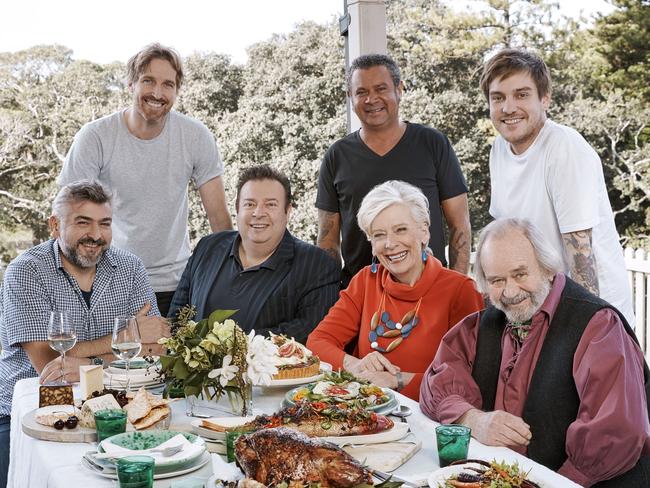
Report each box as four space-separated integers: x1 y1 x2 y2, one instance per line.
59 43 233 316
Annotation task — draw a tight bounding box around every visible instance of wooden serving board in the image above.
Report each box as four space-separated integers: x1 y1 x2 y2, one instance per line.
21 408 134 443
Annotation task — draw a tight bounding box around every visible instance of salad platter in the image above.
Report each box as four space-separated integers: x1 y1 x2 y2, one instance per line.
428 460 543 488
283 371 397 414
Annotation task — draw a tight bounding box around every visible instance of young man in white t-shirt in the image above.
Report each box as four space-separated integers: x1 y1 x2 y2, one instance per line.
479 48 634 326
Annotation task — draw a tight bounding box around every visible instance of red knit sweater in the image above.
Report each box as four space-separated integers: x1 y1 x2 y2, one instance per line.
307 257 484 400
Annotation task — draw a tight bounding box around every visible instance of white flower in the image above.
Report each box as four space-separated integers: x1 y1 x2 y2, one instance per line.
245 330 279 386
208 354 239 387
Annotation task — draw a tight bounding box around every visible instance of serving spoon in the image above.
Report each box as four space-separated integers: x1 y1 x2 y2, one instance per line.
390 404 412 422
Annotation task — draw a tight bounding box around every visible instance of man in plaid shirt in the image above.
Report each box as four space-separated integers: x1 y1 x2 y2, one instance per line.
0 181 170 487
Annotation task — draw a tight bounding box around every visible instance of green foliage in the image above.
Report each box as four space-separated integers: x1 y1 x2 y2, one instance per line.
0 0 648 262
158 305 246 400
592 0 650 101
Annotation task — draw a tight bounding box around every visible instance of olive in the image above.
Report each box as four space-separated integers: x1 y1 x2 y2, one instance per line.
53 419 65 430
66 416 78 429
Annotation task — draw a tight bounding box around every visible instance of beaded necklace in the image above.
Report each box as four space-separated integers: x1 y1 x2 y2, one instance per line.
368 289 423 353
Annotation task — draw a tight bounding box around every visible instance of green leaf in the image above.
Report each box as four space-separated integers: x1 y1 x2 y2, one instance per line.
172 357 190 380
185 372 206 387
196 319 210 338
159 355 177 371
184 385 202 397
208 310 238 324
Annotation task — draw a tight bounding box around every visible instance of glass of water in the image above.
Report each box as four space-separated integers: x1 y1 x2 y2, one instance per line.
47 311 77 384
112 315 142 391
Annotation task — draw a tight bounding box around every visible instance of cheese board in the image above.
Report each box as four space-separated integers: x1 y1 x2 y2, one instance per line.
21 407 134 442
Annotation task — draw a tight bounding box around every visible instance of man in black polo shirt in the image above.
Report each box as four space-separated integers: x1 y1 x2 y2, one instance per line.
316 53 471 288
169 165 339 345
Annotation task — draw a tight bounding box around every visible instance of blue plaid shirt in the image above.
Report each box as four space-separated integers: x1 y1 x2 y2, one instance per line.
0 240 159 416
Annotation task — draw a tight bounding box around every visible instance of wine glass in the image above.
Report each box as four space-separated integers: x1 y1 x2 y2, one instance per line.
112 315 142 392
47 311 77 385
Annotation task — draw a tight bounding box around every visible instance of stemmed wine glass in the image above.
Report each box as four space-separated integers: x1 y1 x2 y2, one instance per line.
111 315 142 392
47 311 77 385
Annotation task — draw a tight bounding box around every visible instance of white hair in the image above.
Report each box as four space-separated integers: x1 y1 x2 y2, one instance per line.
475 218 565 293
357 180 430 239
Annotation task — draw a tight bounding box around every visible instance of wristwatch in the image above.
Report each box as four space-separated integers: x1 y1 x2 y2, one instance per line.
395 371 404 392
89 356 104 367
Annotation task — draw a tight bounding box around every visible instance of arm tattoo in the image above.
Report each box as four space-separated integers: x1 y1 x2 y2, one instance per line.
449 227 470 275
562 230 599 295
317 210 342 265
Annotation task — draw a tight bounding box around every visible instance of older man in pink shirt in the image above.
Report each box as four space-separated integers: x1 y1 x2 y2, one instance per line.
420 218 650 487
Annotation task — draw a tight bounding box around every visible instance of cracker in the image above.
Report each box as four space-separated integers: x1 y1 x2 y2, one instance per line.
123 387 151 423
133 405 170 430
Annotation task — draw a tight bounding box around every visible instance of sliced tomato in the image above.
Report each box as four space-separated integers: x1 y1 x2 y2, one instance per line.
310 401 328 411
327 386 350 396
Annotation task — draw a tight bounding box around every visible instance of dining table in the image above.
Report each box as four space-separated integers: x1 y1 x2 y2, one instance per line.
8 376 580 487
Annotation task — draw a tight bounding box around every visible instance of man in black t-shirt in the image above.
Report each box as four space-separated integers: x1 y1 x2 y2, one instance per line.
316 54 471 287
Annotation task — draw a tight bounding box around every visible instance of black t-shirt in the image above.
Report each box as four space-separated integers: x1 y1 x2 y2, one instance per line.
316 122 468 287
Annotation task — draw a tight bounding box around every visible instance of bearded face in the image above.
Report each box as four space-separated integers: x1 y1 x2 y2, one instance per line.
50 200 112 270
480 230 556 324
58 234 108 268
491 277 552 323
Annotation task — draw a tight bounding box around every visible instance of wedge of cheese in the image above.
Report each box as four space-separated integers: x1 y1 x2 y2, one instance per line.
79 364 104 400
79 394 121 428
34 405 79 427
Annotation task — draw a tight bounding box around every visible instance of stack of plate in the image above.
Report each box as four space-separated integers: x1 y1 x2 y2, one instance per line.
104 358 164 391
82 431 209 480
190 416 255 454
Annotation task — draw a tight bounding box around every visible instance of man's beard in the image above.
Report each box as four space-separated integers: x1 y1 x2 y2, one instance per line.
59 237 107 268
492 279 552 323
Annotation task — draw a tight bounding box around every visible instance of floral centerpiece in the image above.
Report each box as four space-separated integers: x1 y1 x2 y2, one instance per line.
158 305 279 416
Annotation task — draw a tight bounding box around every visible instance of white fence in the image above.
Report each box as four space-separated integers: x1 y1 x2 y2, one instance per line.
625 247 650 359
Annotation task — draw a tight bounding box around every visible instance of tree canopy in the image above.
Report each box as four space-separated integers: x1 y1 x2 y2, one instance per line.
0 0 648 266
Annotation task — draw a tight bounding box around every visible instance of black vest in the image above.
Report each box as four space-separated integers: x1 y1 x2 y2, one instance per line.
471 278 650 485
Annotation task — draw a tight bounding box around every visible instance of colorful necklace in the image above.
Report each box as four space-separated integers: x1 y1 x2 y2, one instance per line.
368 290 422 353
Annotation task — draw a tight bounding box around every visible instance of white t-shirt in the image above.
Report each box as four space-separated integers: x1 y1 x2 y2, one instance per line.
489 119 635 326
58 110 223 292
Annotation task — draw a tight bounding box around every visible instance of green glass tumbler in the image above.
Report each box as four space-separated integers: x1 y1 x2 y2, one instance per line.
225 430 246 463
116 455 155 488
94 408 127 442
435 424 471 467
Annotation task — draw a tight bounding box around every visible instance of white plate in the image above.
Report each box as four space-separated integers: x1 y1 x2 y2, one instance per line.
103 374 163 388
265 362 333 387
192 415 408 446
320 420 410 446
191 416 255 441
82 450 210 480
105 366 156 376
100 431 206 468
427 461 545 488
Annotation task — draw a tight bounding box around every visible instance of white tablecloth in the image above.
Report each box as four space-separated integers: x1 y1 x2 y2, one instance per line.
9 377 579 487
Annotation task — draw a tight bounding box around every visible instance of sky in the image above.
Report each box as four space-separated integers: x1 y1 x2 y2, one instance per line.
1 0 616 65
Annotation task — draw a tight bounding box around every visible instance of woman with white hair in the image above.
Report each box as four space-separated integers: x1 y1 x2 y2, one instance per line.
307 181 483 400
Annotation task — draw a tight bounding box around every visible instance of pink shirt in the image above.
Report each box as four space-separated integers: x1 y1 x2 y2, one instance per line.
420 274 650 487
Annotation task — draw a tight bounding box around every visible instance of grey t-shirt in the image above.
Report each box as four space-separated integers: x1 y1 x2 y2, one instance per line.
58 110 223 292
